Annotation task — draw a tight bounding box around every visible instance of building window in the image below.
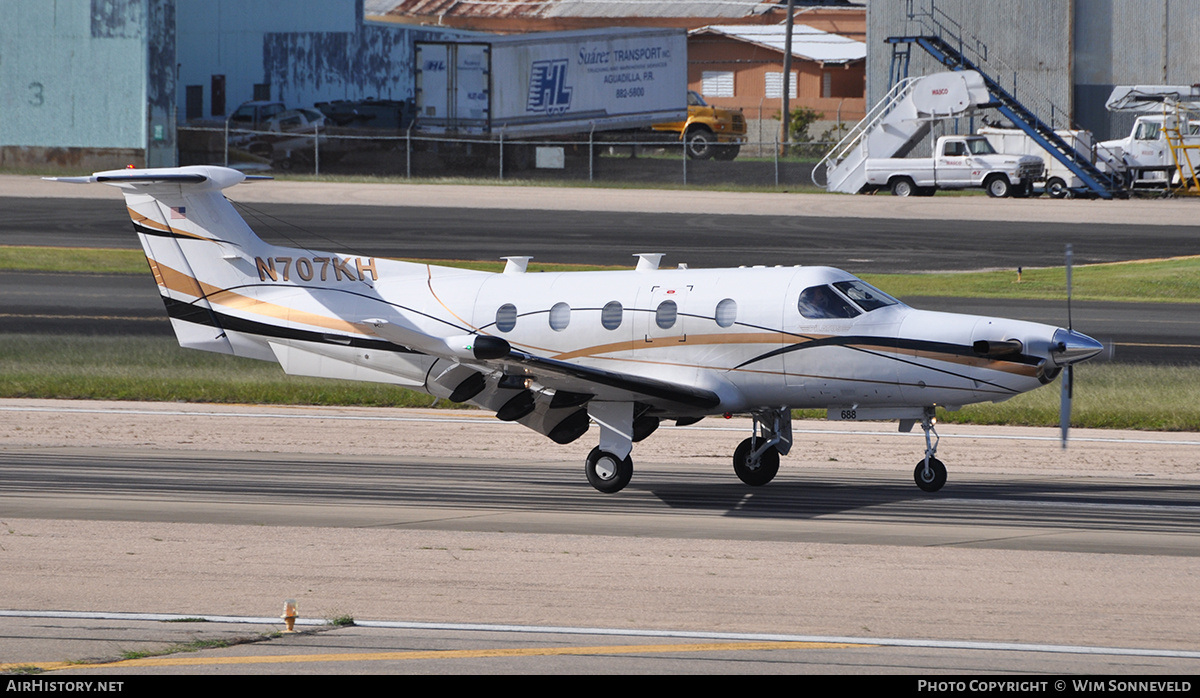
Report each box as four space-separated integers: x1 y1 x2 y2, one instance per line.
701 71 734 98
211 75 226 117
765 72 797 100
715 299 737 328
822 72 833 99
496 304 518 332
549 302 570 331
253 83 272 101
655 300 678 330
601 301 623 330
185 85 203 121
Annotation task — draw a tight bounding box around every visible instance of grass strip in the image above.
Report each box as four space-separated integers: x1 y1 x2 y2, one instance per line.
5 245 1199 304
2 335 1197 431
862 256 1200 304
0 335 449 408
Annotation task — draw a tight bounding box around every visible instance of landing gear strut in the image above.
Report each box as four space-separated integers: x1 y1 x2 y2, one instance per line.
732 407 792 486
913 407 947 492
584 401 635 493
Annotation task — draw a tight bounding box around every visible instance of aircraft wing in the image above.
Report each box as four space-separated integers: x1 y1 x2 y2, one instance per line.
362 318 720 410
500 349 721 409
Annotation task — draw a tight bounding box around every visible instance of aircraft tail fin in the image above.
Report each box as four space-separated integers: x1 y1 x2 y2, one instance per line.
51 166 275 356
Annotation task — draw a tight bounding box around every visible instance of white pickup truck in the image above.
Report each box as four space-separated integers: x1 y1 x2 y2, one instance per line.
864 135 1045 197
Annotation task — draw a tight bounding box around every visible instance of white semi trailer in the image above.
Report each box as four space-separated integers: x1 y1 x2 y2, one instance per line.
415 28 687 141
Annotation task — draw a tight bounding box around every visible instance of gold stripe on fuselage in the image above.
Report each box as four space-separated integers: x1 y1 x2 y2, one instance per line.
149 258 366 335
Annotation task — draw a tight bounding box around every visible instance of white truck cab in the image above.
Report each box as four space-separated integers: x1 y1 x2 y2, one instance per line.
1099 114 1200 185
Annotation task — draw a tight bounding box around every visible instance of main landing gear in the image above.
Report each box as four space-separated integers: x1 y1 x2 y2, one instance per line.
913 407 947 492
585 446 633 493
582 402 657 494
732 407 792 486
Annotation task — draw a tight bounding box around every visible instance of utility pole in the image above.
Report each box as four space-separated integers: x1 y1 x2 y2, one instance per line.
779 0 795 156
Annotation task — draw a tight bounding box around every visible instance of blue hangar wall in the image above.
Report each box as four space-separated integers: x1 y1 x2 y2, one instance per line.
0 0 469 171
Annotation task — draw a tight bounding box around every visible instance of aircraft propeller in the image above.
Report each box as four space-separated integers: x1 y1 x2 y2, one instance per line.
1060 244 1074 449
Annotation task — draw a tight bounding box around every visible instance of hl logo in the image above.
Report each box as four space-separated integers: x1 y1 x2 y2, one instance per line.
256 256 378 283
527 59 572 115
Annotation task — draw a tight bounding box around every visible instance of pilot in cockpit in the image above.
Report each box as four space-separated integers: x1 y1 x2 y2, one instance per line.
797 284 860 320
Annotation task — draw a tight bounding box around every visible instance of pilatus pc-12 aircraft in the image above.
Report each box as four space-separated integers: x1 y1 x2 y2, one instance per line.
52 166 1102 494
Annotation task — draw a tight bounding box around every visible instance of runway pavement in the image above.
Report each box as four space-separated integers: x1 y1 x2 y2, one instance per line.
2 402 1199 673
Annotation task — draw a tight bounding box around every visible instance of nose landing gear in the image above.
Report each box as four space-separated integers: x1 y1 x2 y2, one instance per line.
914 407 947 492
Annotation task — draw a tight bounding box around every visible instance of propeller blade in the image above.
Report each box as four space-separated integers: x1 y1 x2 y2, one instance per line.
1061 244 1075 449
1065 243 1073 331
1060 365 1073 449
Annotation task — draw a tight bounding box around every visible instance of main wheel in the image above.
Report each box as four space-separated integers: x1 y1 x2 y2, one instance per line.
890 177 916 197
913 457 947 492
713 144 740 161
585 447 633 494
985 174 1012 198
1046 177 1069 199
685 128 716 160
733 437 780 486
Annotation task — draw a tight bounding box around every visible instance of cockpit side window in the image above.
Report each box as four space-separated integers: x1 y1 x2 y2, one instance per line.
832 280 900 312
797 285 861 320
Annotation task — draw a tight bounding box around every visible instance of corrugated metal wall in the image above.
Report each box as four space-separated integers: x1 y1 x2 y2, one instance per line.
0 0 150 151
262 22 468 108
868 0 1072 149
869 0 1200 143
0 0 466 169
176 0 468 117
1075 0 1200 140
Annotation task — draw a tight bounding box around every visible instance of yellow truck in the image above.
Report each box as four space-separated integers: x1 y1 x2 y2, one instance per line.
653 91 747 160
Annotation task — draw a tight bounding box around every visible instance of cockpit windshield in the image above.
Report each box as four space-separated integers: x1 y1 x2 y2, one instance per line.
797 285 861 319
833 280 901 312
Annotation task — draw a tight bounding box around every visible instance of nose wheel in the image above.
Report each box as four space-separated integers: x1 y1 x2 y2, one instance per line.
733 437 780 486
914 457 947 492
913 408 947 492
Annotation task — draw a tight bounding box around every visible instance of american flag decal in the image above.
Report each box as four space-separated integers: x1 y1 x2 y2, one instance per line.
170 206 186 219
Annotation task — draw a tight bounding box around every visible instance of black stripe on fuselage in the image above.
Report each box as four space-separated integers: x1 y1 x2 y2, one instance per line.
735 335 1043 370
160 297 416 354
734 335 1037 395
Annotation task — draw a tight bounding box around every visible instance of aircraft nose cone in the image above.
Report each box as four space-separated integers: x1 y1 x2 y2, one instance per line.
1050 328 1103 366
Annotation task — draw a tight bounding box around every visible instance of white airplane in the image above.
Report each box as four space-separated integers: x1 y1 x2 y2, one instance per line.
52 166 1103 494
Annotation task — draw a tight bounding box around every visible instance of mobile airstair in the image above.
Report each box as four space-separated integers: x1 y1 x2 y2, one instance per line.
820 2 1127 199
816 71 991 194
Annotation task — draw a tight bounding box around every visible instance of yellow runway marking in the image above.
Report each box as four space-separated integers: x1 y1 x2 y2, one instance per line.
7 641 868 671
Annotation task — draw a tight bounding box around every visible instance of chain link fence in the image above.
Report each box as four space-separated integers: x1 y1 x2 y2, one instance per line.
178 125 828 189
